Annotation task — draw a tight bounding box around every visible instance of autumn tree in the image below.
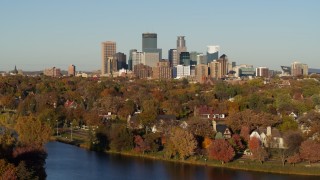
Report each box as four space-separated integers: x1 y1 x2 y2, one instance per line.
164 128 197 160
226 109 280 132
15 115 51 148
228 134 245 151
202 137 213 149
137 99 158 131
283 131 303 156
240 126 250 143
109 124 134 151
299 140 320 164
0 129 16 159
143 132 162 152
0 159 17 180
83 110 102 126
134 135 150 154
187 117 215 140
208 139 235 164
287 153 301 167
249 137 268 164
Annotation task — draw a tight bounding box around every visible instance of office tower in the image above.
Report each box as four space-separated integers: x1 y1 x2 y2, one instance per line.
209 60 222 79
256 67 269 78
217 54 228 77
102 41 116 75
152 60 172 79
104 57 118 74
144 52 160 67
142 33 157 51
132 51 145 68
43 67 61 77
142 32 162 62
173 65 190 79
115 52 127 70
177 36 187 52
291 62 308 76
190 52 201 62
233 64 254 77
180 52 190 66
196 64 209 84
207 45 220 63
68 64 76 76
133 64 152 79
177 36 187 64
168 49 178 67
197 54 207 65
128 49 137 70
280 66 291 76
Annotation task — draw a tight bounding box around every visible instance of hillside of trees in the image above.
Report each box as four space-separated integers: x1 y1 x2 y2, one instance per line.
1 74 320 177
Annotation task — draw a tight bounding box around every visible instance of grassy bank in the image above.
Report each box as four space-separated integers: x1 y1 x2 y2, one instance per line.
50 133 320 176
104 149 320 176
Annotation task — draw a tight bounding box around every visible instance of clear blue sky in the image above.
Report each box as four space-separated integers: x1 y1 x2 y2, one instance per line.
0 0 319 71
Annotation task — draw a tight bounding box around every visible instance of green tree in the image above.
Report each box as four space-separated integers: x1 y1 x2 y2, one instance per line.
278 116 298 132
109 124 134 151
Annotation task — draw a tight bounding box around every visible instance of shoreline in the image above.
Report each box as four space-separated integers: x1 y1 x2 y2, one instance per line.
51 138 320 177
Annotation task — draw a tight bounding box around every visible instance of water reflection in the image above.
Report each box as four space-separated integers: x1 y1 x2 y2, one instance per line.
46 142 318 180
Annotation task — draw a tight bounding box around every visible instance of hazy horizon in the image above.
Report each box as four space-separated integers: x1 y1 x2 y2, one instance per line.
1 0 319 72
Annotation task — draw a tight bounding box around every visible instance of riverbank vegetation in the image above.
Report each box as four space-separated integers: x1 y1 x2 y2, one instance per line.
1 75 320 176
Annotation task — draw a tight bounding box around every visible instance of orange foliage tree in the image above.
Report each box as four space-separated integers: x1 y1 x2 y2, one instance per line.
208 139 235 164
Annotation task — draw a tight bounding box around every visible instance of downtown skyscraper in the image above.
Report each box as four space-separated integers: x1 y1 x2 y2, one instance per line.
101 41 116 75
177 36 187 64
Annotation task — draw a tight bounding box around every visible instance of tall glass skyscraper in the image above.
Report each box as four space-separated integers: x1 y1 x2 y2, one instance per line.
142 33 162 62
142 33 157 51
207 45 220 63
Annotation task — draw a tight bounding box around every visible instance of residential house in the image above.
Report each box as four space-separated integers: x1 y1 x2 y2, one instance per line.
127 114 143 130
213 120 232 139
194 105 226 121
249 126 285 149
64 100 77 109
151 115 177 133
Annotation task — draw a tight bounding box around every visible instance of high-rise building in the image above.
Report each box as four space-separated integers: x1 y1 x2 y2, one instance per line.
142 33 157 51
68 64 76 76
207 45 220 63
104 57 118 75
280 66 291 76
217 54 228 77
115 52 127 70
43 67 61 77
180 52 190 66
168 49 178 67
291 62 308 76
196 64 209 84
233 64 254 78
144 52 160 67
142 33 162 62
152 60 172 79
208 60 222 79
256 67 269 78
177 36 187 64
173 65 190 79
197 54 207 65
133 64 152 79
102 41 116 75
132 51 145 68
128 49 137 70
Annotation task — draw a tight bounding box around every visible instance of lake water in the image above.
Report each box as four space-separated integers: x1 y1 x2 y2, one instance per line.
45 142 318 180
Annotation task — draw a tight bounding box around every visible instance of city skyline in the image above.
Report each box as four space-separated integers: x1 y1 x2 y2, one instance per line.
1 0 320 71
